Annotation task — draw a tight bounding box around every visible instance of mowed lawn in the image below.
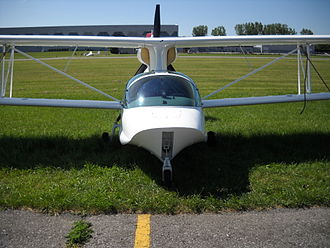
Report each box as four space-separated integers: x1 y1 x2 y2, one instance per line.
0 53 329 214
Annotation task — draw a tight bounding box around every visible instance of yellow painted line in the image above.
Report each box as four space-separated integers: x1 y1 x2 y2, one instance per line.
134 214 151 248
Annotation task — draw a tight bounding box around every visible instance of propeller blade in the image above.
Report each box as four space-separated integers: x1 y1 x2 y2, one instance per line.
167 64 176 72
153 4 161 37
134 64 148 75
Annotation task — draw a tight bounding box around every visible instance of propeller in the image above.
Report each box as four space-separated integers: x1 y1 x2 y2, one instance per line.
134 64 148 75
153 4 161 38
134 4 176 75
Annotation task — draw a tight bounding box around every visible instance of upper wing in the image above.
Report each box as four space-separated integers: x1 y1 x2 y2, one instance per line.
1 34 330 48
0 35 147 48
168 35 330 47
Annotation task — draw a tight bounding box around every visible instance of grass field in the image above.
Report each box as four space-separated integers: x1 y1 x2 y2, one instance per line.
0 52 329 214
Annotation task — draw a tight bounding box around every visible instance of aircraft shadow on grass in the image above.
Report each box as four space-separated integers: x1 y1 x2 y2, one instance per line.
0 132 328 198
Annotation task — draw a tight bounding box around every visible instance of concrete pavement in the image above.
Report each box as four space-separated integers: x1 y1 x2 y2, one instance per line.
0 208 329 248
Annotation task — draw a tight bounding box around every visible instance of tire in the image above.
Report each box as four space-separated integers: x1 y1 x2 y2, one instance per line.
207 131 216 147
163 170 172 188
102 132 110 142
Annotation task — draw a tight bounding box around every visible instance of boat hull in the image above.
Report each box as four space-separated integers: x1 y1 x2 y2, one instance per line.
119 106 205 161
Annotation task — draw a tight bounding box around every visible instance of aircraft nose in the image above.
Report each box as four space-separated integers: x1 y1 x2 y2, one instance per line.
151 109 182 119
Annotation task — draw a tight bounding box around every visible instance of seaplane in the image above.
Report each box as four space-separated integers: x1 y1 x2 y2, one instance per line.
0 5 330 186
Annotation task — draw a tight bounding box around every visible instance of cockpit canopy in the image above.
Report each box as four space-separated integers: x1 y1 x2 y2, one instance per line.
124 72 201 108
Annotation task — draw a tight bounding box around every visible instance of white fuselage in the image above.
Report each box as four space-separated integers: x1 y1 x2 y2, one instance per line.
119 106 206 161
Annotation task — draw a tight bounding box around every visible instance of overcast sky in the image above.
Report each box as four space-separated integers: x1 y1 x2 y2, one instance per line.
0 0 329 36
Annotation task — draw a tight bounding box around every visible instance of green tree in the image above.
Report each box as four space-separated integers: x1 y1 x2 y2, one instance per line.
235 22 297 35
300 28 313 35
235 24 244 35
192 25 208 36
211 26 226 36
263 23 296 35
235 22 263 35
246 22 263 35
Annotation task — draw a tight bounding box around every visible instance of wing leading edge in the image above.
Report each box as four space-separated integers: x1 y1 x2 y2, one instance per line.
1 35 330 48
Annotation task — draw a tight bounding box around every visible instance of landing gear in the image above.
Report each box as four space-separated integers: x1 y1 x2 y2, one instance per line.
110 114 121 141
102 114 121 143
161 132 174 187
162 157 172 187
207 131 216 147
102 132 110 142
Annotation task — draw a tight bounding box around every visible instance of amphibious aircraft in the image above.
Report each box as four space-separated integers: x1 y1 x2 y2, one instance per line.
1 5 330 186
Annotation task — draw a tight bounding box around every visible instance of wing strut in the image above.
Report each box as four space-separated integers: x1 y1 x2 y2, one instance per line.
13 47 120 102
202 47 298 100
0 45 15 98
1 45 6 97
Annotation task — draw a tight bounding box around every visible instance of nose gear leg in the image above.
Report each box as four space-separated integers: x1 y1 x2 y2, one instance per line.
162 157 172 187
110 113 121 141
161 132 174 187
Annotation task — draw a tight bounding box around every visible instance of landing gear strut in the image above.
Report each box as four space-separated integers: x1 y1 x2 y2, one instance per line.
162 157 172 187
110 114 121 141
161 132 174 187
102 114 121 143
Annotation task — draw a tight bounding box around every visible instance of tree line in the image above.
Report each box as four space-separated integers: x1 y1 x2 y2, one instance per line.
192 22 313 36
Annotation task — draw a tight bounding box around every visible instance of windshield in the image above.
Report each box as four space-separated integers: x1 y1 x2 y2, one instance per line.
125 74 200 108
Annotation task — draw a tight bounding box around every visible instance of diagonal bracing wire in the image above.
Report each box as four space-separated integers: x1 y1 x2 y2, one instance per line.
240 46 253 70
14 47 120 102
202 48 298 100
64 46 78 72
304 54 330 92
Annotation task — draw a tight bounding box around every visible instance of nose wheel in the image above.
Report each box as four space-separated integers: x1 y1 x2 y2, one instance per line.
162 157 172 187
